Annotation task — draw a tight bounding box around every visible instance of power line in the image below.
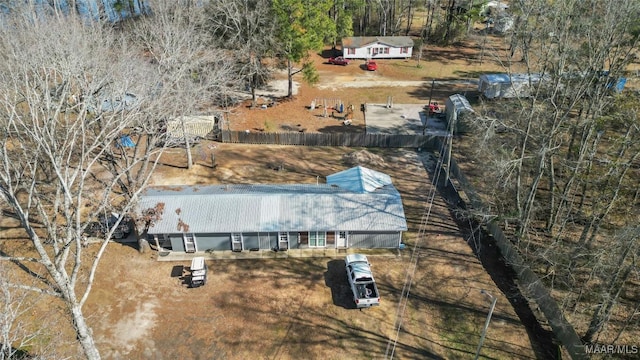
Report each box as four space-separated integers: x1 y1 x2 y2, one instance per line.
385 136 449 359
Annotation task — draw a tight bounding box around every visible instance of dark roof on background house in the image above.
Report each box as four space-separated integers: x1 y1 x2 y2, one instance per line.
342 36 414 48
138 166 407 234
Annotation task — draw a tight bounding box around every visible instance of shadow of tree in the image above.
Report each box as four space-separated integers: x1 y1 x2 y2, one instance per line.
423 156 559 360
324 259 357 309
317 124 367 134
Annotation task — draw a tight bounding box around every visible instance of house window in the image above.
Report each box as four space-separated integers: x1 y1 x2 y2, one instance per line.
309 231 326 247
157 234 172 250
367 47 371 55
231 233 243 251
347 48 355 55
401 47 408 54
373 47 387 55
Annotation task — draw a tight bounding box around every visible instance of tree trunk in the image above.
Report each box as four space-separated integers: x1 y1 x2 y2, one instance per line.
515 113 533 225
181 118 193 169
404 0 413 35
519 150 545 238
443 0 455 43
612 300 640 344
545 155 555 233
287 57 293 98
70 302 101 359
250 72 258 108
549 123 598 233
582 265 633 344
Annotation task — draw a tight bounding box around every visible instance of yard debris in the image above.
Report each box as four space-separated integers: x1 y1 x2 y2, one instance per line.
342 150 385 167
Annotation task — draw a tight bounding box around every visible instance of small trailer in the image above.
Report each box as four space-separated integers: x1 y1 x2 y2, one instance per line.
189 257 207 288
478 73 546 99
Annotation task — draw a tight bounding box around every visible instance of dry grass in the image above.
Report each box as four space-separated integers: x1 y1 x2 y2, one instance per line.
0 143 538 359
0 30 556 359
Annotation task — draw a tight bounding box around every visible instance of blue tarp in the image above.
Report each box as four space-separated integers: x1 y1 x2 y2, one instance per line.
117 135 135 148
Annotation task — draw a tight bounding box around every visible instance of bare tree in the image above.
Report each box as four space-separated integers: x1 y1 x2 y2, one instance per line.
0 3 232 357
0 264 45 360
206 0 276 108
127 0 238 169
581 227 639 343
466 0 640 348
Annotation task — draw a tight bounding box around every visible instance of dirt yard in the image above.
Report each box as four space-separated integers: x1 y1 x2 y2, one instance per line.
0 143 541 359
227 33 514 134
0 32 551 359
73 143 537 360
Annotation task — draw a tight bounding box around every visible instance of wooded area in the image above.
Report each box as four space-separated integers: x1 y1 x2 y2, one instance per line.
462 0 640 353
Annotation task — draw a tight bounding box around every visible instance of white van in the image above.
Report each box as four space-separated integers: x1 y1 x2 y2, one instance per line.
190 257 207 288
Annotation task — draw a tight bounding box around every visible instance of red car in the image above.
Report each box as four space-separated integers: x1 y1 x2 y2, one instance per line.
328 56 350 65
366 60 377 71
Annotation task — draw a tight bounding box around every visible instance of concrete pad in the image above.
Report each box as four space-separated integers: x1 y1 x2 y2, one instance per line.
364 103 426 135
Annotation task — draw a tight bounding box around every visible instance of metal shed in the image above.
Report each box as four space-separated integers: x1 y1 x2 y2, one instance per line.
445 94 474 134
478 73 546 99
165 115 220 139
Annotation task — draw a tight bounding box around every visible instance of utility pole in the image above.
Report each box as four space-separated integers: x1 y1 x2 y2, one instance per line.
445 107 455 183
474 290 498 360
427 79 435 106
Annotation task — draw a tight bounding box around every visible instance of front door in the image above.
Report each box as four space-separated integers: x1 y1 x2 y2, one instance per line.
278 232 289 250
337 231 347 248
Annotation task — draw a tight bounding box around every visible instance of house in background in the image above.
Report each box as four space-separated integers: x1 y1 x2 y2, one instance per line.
138 166 407 253
341 36 414 59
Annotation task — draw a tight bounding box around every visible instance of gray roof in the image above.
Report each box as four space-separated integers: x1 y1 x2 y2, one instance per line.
342 36 414 48
326 166 392 193
479 73 546 85
138 168 407 234
446 94 474 114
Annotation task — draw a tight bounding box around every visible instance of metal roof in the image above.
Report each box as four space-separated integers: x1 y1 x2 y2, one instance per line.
342 36 414 48
326 166 392 193
479 73 546 85
139 168 407 234
166 115 218 138
446 94 474 114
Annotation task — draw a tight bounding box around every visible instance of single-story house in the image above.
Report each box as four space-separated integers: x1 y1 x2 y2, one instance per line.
137 166 407 253
341 36 414 59
478 73 547 99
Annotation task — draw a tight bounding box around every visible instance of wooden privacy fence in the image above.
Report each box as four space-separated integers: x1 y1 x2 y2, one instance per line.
221 130 438 149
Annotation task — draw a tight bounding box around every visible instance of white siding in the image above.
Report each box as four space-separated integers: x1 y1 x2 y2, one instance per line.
343 42 412 59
